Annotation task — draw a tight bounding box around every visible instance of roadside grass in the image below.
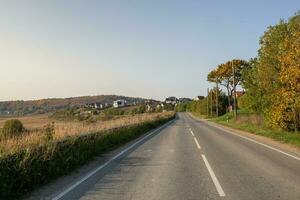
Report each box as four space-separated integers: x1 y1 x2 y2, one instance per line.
0 112 175 200
192 111 300 148
190 112 209 119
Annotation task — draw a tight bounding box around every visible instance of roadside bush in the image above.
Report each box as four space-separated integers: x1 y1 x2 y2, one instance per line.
42 122 55 142
1 119 24 139
105 108 125 116
175 103 189 112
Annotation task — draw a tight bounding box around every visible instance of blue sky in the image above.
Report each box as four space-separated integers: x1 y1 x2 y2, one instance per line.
0 0 299 101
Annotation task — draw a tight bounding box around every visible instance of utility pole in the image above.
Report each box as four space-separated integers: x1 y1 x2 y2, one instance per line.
216 83 219 118
210 89 213 117
232 61 237 120
207 88 209 117
294 109 299 133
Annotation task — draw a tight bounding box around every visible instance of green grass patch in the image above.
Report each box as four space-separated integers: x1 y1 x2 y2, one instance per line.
190 112 209 119
210 112 300 148
191 111 300 148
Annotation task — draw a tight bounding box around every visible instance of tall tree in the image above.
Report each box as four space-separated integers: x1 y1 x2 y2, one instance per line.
273 15 300 131
239 58 264 112
208 59 248 108
240 13 300 131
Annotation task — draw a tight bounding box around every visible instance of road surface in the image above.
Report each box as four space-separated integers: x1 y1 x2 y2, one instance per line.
52 113 300 200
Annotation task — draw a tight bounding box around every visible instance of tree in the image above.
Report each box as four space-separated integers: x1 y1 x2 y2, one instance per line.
240 13 300 131
175 103 188 112
271 15 300 131
189 89 227 117
239 58 264 112
208 59 248 108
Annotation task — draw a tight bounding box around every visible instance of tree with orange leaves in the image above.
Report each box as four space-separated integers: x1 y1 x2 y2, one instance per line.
208 59 248 108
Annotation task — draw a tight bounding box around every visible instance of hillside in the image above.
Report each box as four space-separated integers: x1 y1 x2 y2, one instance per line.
0 95 147 116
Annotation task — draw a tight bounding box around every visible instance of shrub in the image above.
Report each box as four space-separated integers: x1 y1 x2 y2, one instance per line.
43 122 55 142
1 119 24 139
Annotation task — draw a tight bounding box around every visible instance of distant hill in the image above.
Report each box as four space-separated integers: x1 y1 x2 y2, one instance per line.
0 95 148 116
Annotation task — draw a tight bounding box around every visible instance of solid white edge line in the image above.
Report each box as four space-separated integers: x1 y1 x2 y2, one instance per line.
52 119 174 200
211 123 300 161
188 114 300 162
201 154 225 197
194 137 201 149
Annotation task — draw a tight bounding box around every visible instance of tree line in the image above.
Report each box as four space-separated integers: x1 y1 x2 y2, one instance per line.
189 12 300 132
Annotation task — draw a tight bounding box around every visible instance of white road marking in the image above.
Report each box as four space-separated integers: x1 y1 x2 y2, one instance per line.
211 124 300 161
194 137 201 149
201 154 225 197
188 114 300 162
190 130 195 136
51 119 174 200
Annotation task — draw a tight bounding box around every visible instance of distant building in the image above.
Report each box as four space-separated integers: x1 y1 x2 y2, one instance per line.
178 98 192 103
146 104 152 112
165 97 178 105
195 96 205 101
157 103 164 109
144 100 163 112
84 102 111 109
113 99 127 108
4 110 10 115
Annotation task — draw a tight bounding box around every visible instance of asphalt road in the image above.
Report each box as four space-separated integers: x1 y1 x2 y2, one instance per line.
52 113 300 200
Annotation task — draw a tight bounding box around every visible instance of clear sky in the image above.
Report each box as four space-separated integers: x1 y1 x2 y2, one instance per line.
0 0 299 101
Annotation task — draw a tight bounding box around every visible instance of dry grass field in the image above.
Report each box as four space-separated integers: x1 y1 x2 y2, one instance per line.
0 114 53 129
0 112 174 154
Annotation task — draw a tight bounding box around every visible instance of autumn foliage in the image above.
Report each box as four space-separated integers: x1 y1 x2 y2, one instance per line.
208 59 248 107
241 13 300 131
206 13 300 132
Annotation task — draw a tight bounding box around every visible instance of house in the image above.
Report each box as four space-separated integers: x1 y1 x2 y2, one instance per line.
84 102 111 109
195 96 205 101
113 99 127 108
146 104 152 112
179 98 192 103
4 110 10 115
85 103 99 109
165 97 178 105
157 103 164 108
144 100 163 112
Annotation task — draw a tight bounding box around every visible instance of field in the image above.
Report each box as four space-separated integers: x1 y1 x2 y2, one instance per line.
0 112 174 154
0 114 53 129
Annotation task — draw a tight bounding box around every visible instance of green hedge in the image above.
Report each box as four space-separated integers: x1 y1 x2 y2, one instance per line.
0 115 174 200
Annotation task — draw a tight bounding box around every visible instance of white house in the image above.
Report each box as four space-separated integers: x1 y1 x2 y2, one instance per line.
165 97 178 105
113 99 126 108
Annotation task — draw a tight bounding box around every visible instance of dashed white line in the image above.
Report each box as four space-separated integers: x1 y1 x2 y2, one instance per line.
190 130 195 136
51 120 174 200
201 154 225 197
194 137 201 149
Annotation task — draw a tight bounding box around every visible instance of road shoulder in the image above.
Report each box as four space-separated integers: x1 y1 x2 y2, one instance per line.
188 112 300 159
